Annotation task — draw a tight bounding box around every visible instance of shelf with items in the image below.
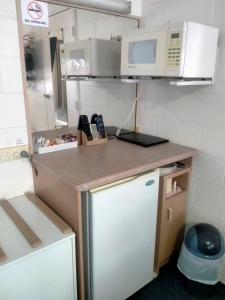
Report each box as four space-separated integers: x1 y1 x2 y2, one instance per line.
162 166 192 199
33 134 78 154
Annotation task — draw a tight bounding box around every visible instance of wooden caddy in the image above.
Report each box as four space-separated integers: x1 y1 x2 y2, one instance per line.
77 130 108 147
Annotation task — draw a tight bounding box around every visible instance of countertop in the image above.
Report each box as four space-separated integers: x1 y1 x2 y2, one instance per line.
32 139 197 192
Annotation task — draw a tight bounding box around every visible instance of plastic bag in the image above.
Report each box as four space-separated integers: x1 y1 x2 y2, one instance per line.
177 244 225 285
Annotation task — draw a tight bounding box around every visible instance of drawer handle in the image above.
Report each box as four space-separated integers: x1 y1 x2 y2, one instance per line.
167 208 173 222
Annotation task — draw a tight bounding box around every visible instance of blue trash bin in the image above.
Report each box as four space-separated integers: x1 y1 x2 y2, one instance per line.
177 223 225 298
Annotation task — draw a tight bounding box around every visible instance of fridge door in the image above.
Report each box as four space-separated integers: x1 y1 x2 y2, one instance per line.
86 170 159 300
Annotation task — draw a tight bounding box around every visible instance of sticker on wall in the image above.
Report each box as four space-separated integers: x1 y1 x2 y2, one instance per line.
21 0 49 27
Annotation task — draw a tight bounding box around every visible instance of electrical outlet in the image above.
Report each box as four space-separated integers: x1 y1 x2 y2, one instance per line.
0 145 29 162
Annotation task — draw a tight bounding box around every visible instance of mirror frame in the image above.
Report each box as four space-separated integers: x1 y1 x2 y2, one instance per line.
15 0 141 154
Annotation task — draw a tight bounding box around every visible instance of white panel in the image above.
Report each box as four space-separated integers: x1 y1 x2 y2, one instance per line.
131 0 142 17
160 0 212 25
0 63 4 93
200 125 225 159
155 117 201 148
213 0 225 26
0 56 23 93
90 171 159 300
4 126 28 147
186 202 218 226
159 89 225 128
0 132 8 148
0 94 27 128
193 179 225 219
0 194 77 300
73 7 138 132
66 80 80 127
0 1 34 198
0 160 33 199
192 153 225 187
0 239 76 300
0 0 17 18
0 18 20 56
141 1 163 28
205 59 225 94
49 8 76 43
78 21 96 40
183 22 219 78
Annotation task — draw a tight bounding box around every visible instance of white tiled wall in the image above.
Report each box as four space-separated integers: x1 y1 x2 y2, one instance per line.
139 0 225 282
78 80 136 128
49 8 75 43
51 8 139 129
75 10 138 129
0 0 33 199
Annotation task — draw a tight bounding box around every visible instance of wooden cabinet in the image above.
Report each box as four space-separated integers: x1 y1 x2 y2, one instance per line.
154 160 192 273
31 143 196 300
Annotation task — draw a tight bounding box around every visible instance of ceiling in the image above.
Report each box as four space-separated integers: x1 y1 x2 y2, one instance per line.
48 4 70 17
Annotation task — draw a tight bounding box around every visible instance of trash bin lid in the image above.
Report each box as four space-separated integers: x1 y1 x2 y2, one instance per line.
185 223 225 259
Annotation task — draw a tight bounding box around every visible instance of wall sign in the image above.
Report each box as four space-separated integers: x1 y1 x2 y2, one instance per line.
21 0 49 27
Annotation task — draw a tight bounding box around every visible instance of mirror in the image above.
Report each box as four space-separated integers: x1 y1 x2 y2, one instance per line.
21 3 138 140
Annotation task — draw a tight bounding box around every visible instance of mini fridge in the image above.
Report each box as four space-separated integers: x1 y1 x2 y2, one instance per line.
82 169 159 300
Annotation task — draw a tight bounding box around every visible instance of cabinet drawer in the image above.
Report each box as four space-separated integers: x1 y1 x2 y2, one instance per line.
159 192 186 264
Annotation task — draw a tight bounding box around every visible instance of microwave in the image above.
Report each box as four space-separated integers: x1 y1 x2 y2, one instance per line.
60 38 121 77
121 21 219 79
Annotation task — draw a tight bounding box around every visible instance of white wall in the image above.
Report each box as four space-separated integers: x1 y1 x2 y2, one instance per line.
0 0 33 199
50 8 138 129
139 0 225 282
49 8 75 43
76 9 138 129
130 0 142 17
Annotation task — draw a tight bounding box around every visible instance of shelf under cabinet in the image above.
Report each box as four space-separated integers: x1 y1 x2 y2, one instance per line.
165 189 187 199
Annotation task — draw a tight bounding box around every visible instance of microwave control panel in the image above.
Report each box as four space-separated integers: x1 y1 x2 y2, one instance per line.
167 31 182 70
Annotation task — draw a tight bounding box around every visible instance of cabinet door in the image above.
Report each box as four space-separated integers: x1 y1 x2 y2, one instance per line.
158 192 186 266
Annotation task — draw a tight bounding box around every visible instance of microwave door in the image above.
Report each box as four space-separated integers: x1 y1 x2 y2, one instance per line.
64 40 92 76
129 40 156 65
121 31 167 76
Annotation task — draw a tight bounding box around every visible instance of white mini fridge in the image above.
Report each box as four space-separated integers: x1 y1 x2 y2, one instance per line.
83 170 159 300
0 193 77 300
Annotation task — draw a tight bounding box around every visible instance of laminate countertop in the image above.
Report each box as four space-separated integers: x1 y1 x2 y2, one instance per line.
32 140 197 192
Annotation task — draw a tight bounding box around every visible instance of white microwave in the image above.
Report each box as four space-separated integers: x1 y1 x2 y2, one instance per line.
61 38 121 77
121 21 219 79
